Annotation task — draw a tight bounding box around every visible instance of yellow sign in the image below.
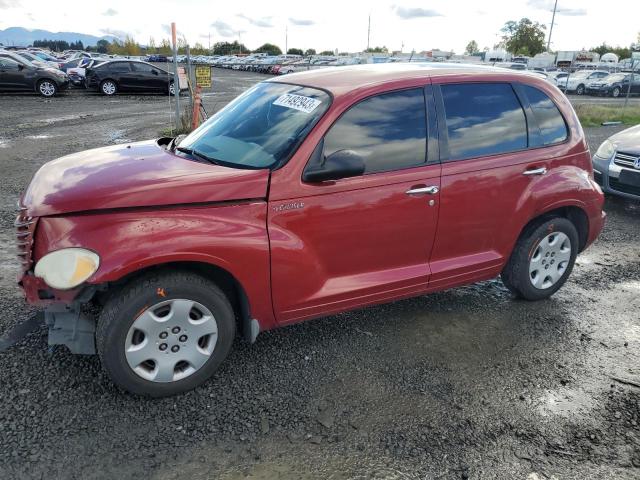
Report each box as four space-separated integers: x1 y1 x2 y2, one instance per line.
195 65 212 88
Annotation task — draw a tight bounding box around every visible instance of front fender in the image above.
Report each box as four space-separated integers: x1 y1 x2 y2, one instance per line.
33 202 276 329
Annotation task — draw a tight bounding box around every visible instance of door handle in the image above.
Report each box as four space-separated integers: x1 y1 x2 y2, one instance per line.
523 167 547 176
406 186 439 195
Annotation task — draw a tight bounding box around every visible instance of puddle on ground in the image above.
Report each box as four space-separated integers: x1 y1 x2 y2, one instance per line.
537 388 596 417
25 135 52 140
107 130 132 144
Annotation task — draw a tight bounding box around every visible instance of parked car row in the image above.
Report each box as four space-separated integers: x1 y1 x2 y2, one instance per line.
554 69 640 97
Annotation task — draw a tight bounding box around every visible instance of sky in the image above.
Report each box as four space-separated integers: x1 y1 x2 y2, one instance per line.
0 0 637 54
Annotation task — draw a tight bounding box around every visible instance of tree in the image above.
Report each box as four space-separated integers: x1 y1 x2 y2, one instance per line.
253 43 282 55
465 40 479 55
158 39 172 55
590 43 632 59
304 48 316 56
364 46 388 53
213 41 248 55
319 50 334 55
287 48 303 55
96 39 110 54
501 18 546 56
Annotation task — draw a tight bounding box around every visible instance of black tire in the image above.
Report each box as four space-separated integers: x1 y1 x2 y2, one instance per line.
501 217 579 301
576 84 585 95
168 81 176 96
37 79 57 97
612 87 620 98
100 79 118 96
96 271 236 397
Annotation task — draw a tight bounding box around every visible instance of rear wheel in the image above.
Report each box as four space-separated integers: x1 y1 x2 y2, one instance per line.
612 87 621 98
168 81 176 96
501 217 579 301
100 79 117 96
37 79 57 97
576 84 585 95
96 271 236 397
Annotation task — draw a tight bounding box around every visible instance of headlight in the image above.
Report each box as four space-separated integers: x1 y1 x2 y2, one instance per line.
34 248 100 290
595 140 615 159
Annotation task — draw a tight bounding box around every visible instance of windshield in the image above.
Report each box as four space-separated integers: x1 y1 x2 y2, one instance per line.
178 82 331 169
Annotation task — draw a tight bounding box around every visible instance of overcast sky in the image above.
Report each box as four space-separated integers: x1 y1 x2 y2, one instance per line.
0 0 637 53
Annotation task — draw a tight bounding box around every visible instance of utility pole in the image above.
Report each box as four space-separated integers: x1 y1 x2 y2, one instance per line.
547 0 558 51
171 22 180 132
285 25 288 54
367 14 371 51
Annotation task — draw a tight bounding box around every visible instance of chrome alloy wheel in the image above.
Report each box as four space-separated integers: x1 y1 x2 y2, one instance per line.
39 81 56 96
102 81 116 95
528 232 572 290
124 299 218 382
169 82 175 95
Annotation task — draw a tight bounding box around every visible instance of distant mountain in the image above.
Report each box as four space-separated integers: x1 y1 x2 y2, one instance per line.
0 27 119 47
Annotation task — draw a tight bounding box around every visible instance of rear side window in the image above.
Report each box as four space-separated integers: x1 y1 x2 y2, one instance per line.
323 88 427 174
107 62 131 73
132 62 154 73
441 83 527 160
522 85 568 145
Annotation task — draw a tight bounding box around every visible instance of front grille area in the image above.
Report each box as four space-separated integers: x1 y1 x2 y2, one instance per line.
15 206 36 273
613 151 640 169
610 177 640 197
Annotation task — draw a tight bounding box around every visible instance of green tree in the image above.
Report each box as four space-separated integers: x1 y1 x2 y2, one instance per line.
319 50 334 55
148 37 156 53
465 40 479 55
364 46 388 53
213 41 249 55
501 18 546 56
590 43 631 59
253 43 282 55
304 48 316 56
158 39 172 55
287 47 304 55
96 39 110 53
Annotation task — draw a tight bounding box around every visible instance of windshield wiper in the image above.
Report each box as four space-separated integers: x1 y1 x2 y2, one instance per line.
175 146 221 165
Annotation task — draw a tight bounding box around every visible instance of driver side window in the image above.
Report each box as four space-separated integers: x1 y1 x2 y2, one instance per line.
322 88 427 174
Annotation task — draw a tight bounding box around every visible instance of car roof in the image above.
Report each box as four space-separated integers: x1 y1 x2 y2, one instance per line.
269 62 550 97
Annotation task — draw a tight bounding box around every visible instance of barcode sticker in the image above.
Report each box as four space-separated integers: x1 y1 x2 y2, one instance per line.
273 94 321 113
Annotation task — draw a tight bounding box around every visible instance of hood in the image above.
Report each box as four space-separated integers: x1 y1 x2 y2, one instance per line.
610 124 640 155
23 139 269 217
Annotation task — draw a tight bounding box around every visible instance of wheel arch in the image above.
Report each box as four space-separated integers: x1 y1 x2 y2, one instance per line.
517 204 589 253
97 260 257 343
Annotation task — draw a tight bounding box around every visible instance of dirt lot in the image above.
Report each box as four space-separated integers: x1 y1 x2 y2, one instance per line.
0 69 639 480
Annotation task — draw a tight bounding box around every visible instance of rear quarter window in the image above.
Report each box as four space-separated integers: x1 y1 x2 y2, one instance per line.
522 85 568 146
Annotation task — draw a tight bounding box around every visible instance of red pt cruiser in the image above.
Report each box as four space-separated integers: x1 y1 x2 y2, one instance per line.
17 64 605 396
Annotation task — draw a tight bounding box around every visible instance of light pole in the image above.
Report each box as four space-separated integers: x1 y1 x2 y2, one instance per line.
547 0 558 51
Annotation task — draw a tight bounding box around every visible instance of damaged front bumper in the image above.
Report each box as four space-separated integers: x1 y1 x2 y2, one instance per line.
16 274 98 355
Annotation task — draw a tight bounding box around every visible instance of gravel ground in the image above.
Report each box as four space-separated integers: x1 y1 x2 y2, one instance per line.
0 70 639 480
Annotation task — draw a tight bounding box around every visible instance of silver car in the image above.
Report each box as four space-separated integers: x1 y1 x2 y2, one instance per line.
592 125 640 199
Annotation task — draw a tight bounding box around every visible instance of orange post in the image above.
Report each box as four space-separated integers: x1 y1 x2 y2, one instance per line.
191 86 202 130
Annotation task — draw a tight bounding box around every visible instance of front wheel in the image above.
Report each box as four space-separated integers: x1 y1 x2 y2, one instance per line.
501 217 579 301
612 87 621 98
37 79 57 97
168 81 176 96
576 84 585 95
96 271 236 397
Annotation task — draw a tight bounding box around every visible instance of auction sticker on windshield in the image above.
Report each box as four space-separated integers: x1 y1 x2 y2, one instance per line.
273 94 321 113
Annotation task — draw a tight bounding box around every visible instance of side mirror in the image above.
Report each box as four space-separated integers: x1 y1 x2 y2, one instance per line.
152 69 158 75
303 145 365 183
18 64 25 70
